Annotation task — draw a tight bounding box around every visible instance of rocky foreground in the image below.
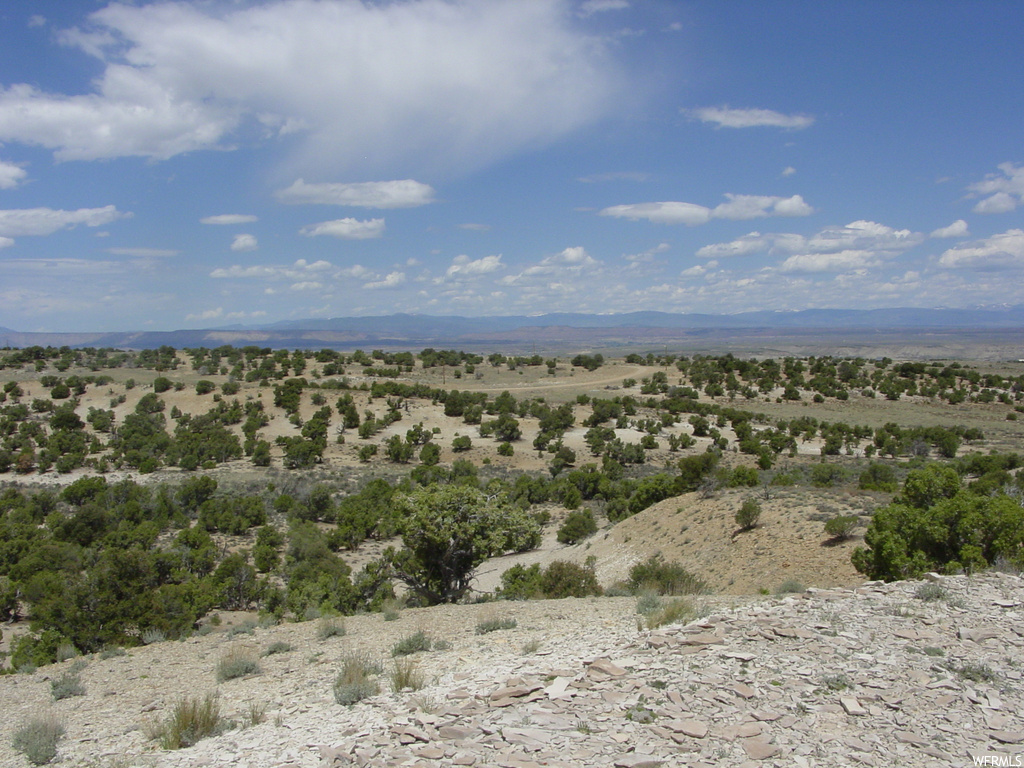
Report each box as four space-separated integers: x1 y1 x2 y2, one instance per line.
3 572 1023 768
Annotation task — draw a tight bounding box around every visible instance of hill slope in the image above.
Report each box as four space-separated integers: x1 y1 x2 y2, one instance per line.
3 572 1021 767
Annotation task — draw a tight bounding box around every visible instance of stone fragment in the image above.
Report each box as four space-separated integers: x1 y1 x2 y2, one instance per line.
840 697 868 716
613 755 664 768
959 627 1000 643
673 720 708 739
742 739 781 760
991 731 1024 744
587 658 628 677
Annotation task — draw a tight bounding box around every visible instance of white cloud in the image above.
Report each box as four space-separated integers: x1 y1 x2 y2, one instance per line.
300 218 385 240
201 214 258 225
210 258 332 280
106 247 177 258
0 205 129 237
0 0 622 175
779 250 882 273
930 219 969 239
713 194 813 220
0 160 27 189
578 0 630 16
688 106 814 130
290 281 323 292
696 232 770 259
340 264 375 280
230 234 258 252
938 229 1024 270
797 220 922 253
277 179 435 209
969 162 1024 214
600 194 812 225
781 166 796 177
501 246 602 285
973 192 1017 215
443 254 503 281
600 201 711 225
28 15 46 28
365 271 406 290
0 236 13 249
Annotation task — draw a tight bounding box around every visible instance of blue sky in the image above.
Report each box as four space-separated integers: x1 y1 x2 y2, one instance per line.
1 0 1023 332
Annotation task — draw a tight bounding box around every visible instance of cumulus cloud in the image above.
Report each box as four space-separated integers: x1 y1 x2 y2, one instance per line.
441 254 503 282
277 179 435 208
688 106 814 130
781 166 796 177
185 307 224 321
778 250 882 273
0 160 27 189
365 271 406 290
201 214 258 225
969 162 1024 214
938 229 1024 270
600 194 812 225
300 218 385 240
0 0 623 175
0 205 129 237
0 236 13 249
501 246 601 285
290 281 323 291
695 232 770 259
930 219 969 239
230 234 258 252
795 220 923 254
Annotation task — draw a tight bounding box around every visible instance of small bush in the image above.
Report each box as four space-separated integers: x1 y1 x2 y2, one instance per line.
99 646 126 660
644 598 696 629
51 672 85 701
824 515 859 540
635 592 662 616
333 653 381 705
556 508 598 544
391 657 426 692
141 628 167 645
820 673 849 691
775 579 805 594
475 617 517 635
627 554 709 596
12 716 65 765
914 583 947 602
216 648 261 682
735 498 762 531
947 660 997 683
316 617 346 640
159 694 226 749
261 641 292 657
392 631 432 657
521 639 542 655
382 598 403 622
227 621 257 637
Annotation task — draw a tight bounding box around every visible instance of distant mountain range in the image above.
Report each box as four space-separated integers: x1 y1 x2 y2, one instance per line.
2 306 1024 352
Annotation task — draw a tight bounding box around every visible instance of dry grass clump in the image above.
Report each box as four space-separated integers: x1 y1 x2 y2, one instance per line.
156 694 228 749
333 653 382 705
391 657 427 692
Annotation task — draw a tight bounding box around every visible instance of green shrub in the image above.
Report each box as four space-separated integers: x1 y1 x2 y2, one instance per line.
556 508 598 544
811 463 845 487
159 694 226 749
627 554 709 595
261 641 292 657
775 579 805 594
824 515 859 540
215 648 261 682
858 462 898 492
333 653 381 705
735 498 761 531
475 617 517 634
392 631 432 657
914 583 947 602
12 716 65 765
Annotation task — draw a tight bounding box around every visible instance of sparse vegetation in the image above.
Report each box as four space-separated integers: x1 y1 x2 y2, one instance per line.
216 648 261 682
333 653 381 705
12 716 65 765
392 630 432 657
391 657 426 691
475 617 517 634
158 694 227 749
